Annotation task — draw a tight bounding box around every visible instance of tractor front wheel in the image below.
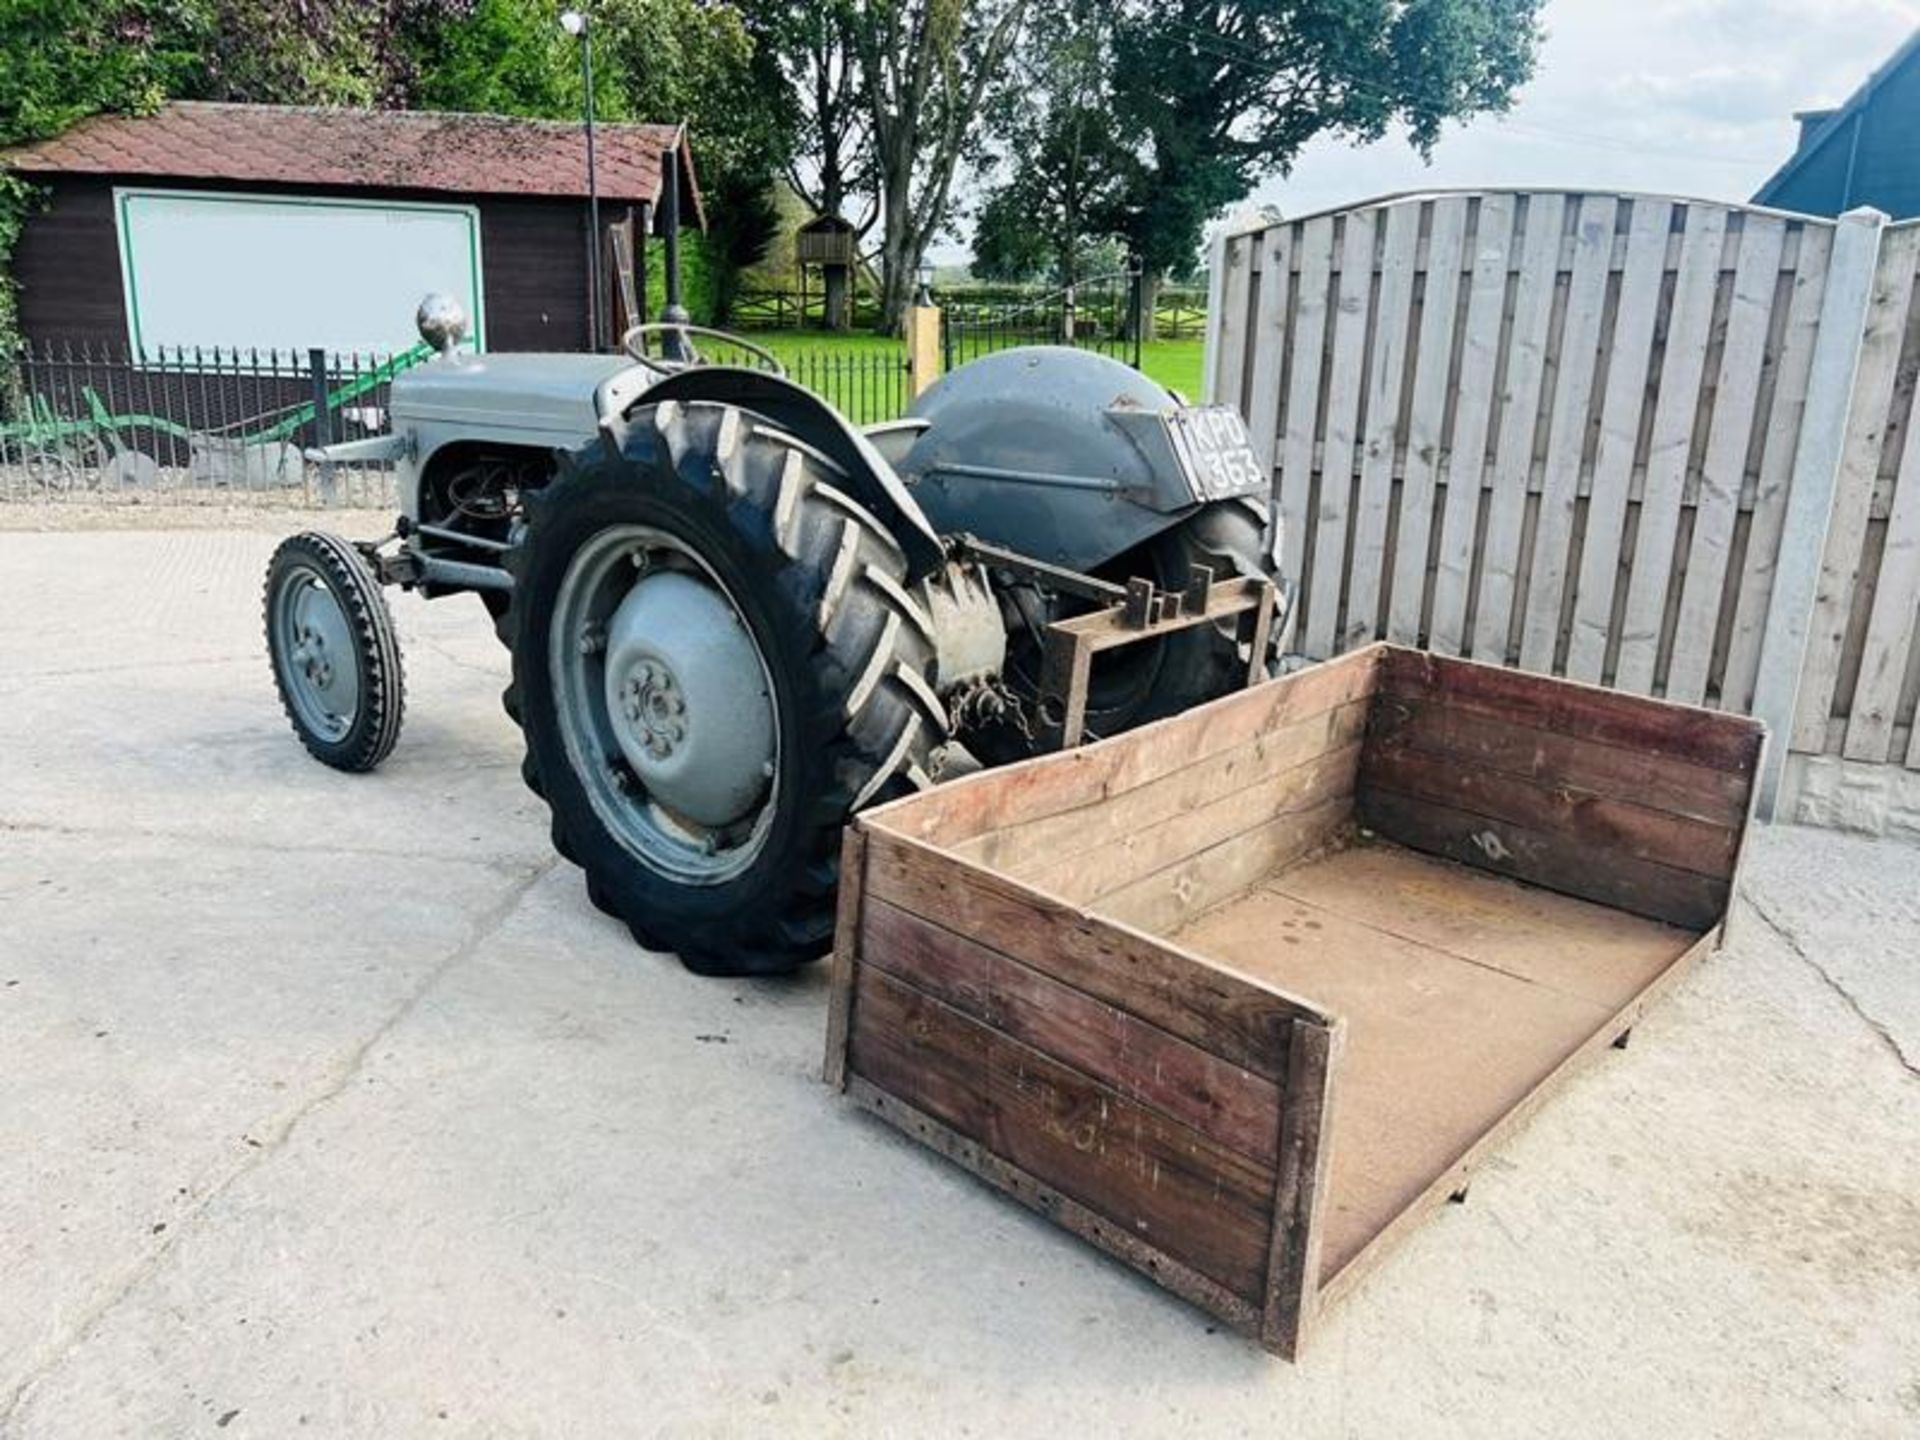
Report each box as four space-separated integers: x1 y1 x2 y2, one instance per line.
508 401 946 976
263 530 405 772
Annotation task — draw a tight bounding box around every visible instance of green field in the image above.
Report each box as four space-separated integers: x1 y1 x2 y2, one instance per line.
729 330 1207 423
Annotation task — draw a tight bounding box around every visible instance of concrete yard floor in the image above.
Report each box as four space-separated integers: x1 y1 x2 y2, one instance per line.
2 525 1916 1438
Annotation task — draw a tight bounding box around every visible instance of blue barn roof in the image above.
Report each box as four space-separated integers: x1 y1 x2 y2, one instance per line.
1754 30 1920 219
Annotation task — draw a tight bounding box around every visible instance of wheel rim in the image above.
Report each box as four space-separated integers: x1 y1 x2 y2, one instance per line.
271 563 361 742
550 524 781 886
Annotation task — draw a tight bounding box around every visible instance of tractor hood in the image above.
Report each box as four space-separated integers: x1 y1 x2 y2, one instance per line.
392 351 638 446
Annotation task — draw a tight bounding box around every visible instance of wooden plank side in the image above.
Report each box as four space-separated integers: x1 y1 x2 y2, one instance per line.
1666 214 1790 706
845 1077 1269 1344
846 965 1278 1300
859 899 1283 1167
1473 192 1567 661
1567 198 1675 683
1378 647 1763 773
954 699 1370 877
1344 201 1422 650
1304 209 1379 658
1367 690 1754 827
1261 1018 1339 1360
1353 786 1727 930
822 826 867 1091
1793 223 1920 751
861 828 1326 1079
868 648 1383 849
1244 226 1294 477
1279 217 1336 585
1520 194 1619 673
1845 371 1920 760
1613 203 1730 695
1036 740 1364 906
1093 789 1356 937
1429 194 1516 657
1360 743 1740 879
1722 222 1833 712
1388 196 1470 644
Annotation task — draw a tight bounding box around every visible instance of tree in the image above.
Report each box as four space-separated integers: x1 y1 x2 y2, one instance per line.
409 0 797 322
765 1 872 230
969 0 1132 288
407 0 618 118
1109 0 1544 319
848 0 1031 331
602 0 797 321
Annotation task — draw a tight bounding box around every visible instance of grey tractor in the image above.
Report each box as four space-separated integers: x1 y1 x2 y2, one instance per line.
264 299 1289 975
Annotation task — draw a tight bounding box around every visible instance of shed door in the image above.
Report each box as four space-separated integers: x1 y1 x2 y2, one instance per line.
114 188 486 360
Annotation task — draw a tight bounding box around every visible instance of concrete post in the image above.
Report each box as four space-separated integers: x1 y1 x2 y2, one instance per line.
1750 205 1889 818
907 302 942 397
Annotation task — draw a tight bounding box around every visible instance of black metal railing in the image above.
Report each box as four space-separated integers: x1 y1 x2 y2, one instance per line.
777 347 911 425
941 269 1146 372
0 342 425 506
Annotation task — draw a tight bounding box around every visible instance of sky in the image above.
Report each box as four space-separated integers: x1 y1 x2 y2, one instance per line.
1242 0 1920 226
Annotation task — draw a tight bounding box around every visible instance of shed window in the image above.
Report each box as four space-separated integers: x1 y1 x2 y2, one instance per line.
115 188 485 361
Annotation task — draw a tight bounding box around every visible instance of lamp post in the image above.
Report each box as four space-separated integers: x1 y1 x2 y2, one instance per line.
560 8 603 350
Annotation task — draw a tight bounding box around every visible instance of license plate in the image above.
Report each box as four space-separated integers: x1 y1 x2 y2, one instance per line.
1165 405 1267 502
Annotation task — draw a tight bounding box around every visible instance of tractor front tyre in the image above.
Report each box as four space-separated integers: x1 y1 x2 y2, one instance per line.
263 531 405 772
509 401 946 976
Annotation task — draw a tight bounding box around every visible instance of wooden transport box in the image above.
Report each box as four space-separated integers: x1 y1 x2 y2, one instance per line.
824 644 1764 1358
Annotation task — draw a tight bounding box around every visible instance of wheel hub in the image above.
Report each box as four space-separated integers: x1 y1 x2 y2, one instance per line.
618 660 688 760
601 569 776 829
276 572 359 738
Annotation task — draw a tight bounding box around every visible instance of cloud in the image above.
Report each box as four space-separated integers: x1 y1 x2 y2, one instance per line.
1606 65 1799 126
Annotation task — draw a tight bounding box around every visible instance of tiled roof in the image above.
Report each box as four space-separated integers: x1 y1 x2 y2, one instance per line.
1 101 699 215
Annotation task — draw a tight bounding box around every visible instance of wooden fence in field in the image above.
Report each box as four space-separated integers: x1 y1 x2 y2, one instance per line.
1205 190 1920 813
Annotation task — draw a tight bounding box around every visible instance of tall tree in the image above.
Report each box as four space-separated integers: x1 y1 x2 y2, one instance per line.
409 0 797 322
849 0 1030 331
969 0 1132 288
601 0 797 321
1109 0 1544 315
766 0 872 231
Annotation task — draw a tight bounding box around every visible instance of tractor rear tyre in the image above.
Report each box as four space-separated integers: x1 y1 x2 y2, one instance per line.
263 530 405 773
508 400 946 976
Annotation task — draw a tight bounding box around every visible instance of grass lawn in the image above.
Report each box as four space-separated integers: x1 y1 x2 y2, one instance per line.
724 329 1208 422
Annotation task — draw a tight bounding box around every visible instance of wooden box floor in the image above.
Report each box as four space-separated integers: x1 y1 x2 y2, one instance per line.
1171 837 1699 1287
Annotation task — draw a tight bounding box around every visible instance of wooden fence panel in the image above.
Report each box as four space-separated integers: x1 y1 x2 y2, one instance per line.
1564 199 1674 684
1428 194 1515 658
1344 203 1420 651
1791 223 1920 752
1387 197 1469 645
1303 212 1378 657
1474 193 1565 661
1721 224 1832 713
1666 216 1788 706
1827 224 1920 768
1209 190 1920 787
1518 194 1617 673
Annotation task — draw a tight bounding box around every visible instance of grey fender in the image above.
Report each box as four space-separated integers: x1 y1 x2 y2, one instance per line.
630 366 947 581
898 346 1219 572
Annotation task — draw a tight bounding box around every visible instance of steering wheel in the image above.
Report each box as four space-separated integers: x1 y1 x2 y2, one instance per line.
622 323 787 378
